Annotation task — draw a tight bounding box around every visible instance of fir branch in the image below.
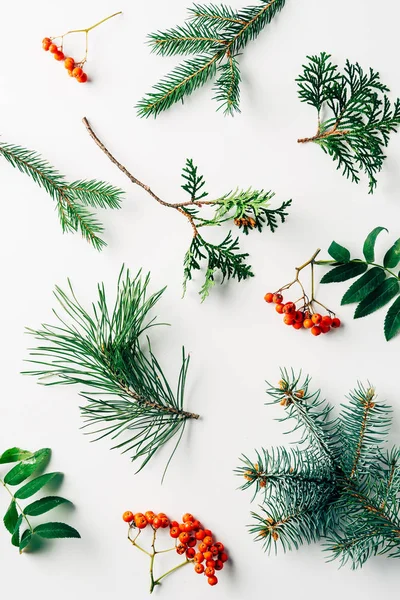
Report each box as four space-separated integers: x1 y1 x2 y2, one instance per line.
237 369 400 568
297 53 400 193
83 118 290 300
137 0 287 117
0 141 124 250
24 267 199 477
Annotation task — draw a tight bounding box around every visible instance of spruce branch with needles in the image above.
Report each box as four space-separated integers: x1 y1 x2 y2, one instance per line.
83 117 291 300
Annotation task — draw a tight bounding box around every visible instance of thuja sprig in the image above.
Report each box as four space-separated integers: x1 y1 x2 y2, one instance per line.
137 0 287 118
23 267 199 479
0 141 124 250
297 52 400 193
1 447 80 553
237 369 400 568
83 117 291 300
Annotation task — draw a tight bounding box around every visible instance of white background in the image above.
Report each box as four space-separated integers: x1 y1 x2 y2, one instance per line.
1 0 400 598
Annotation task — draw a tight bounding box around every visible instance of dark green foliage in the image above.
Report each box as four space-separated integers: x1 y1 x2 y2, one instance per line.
0 141 124 249
0 447 80 553
179 159 291 299
318 227 400 340
236 369 400 568
297 52 400 193
24 268 199 479
137 0 287 117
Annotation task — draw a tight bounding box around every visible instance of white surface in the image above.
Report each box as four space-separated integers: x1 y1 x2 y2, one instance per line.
1 0 400 598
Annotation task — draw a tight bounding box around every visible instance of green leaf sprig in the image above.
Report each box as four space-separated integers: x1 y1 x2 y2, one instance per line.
0 447 80 553
317 227 400 340
83 117 291 300
297 52 400 193
237 369 400 569
0 140 124 249
137 0 287 118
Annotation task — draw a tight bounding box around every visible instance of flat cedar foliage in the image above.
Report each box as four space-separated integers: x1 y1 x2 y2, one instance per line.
237 370 400 568
297 52 400 193
24 268 199 479
137 0 287 117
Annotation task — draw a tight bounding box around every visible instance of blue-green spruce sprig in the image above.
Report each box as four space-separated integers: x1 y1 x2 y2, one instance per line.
24 268 199 479
1 447 80 553
297 52 400 193
0 140 124 249
236 369 400 568
83 117 291 301
137 0 287 118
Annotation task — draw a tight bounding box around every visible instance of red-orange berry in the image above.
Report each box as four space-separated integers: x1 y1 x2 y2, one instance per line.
311 313 322 325
49 43 58 53
64 57 75 70
214 559 224 570
198 542 208 553
54 51 65 61
195 563 205 574
176 544 186 555
283 315 294 326
187 537 197 547
122 511 134 523
208 576 218 586
294 311 304 323
273 293 283 304
152 517 162 529
170 527 180 538
215 542 224 553
203 551 213 561
192 520 201 530
206 559 216 568
203 529 212 537
170 520 179 528
205 567 215 577
331 317 341 328
72 66 83 78
186 547 196 559
77 73 88 83
203 535 213 546
210 546 219 556
220 552 228 562
195 529 206 540
145 511 156 524
264 292 274 303
42 37 51 45
135 516 147 529
184 521 194 532
160 516 170 528
42 40 51 51
275 303 285 314
194 552 204 563
303 318 313 329
293 322 302 330
283 302 295 314
182 513 194 523
311 326 322 337
321 316 332 326
179 531 190 544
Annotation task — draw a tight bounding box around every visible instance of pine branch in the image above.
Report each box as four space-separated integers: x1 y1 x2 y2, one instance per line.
297 53 400 193
83 118 291 300
0 141 124 250
23 267 199 478
137 0 287 117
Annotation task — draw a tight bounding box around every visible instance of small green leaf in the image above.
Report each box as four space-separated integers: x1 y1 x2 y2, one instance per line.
328 241 350 263
384 296 400 341
363 227 388 263
383 238 400 269
19 529 32 552
3 500 19 534
11 514 23 547
0 448 33 464
33 522 81 539
321 262 368 284
4 448 51 486
341 267 386 305
25 496 70 517
354 278 400 319
15 472 62 500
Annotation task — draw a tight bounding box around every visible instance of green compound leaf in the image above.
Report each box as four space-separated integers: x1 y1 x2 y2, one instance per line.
3 500 19 534
4 448 51 486
384 296 400 341
11 514 23 547
363 227 388 263
383 238 400 269
33 522 81 540
354 278 399 319
24 496 70 517
328 241 350 263
19 530 32 552
341 267 386 305
0 448 33 464
14 472 62 500
321 262 368 284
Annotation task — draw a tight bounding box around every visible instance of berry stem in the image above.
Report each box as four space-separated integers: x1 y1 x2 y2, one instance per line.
54 11 122 38
152 560 190 590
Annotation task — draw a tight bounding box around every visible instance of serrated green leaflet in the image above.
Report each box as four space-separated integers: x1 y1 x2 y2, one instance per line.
4 448 51 486
11 514 23 547
19 530 32 552
3 500 18 534
354 278 399 319
383 238 400 269
34 522 81 539
321 262 368 284
0 448 33 464
341 267 386 305
384 296 400 341
14 472 62 499
363 227 388 263
328 241 350 263
25 496 70 517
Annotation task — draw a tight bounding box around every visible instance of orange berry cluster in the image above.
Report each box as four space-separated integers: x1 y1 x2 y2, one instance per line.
123 510 227 587
42 38 88 83
264 292 341 336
